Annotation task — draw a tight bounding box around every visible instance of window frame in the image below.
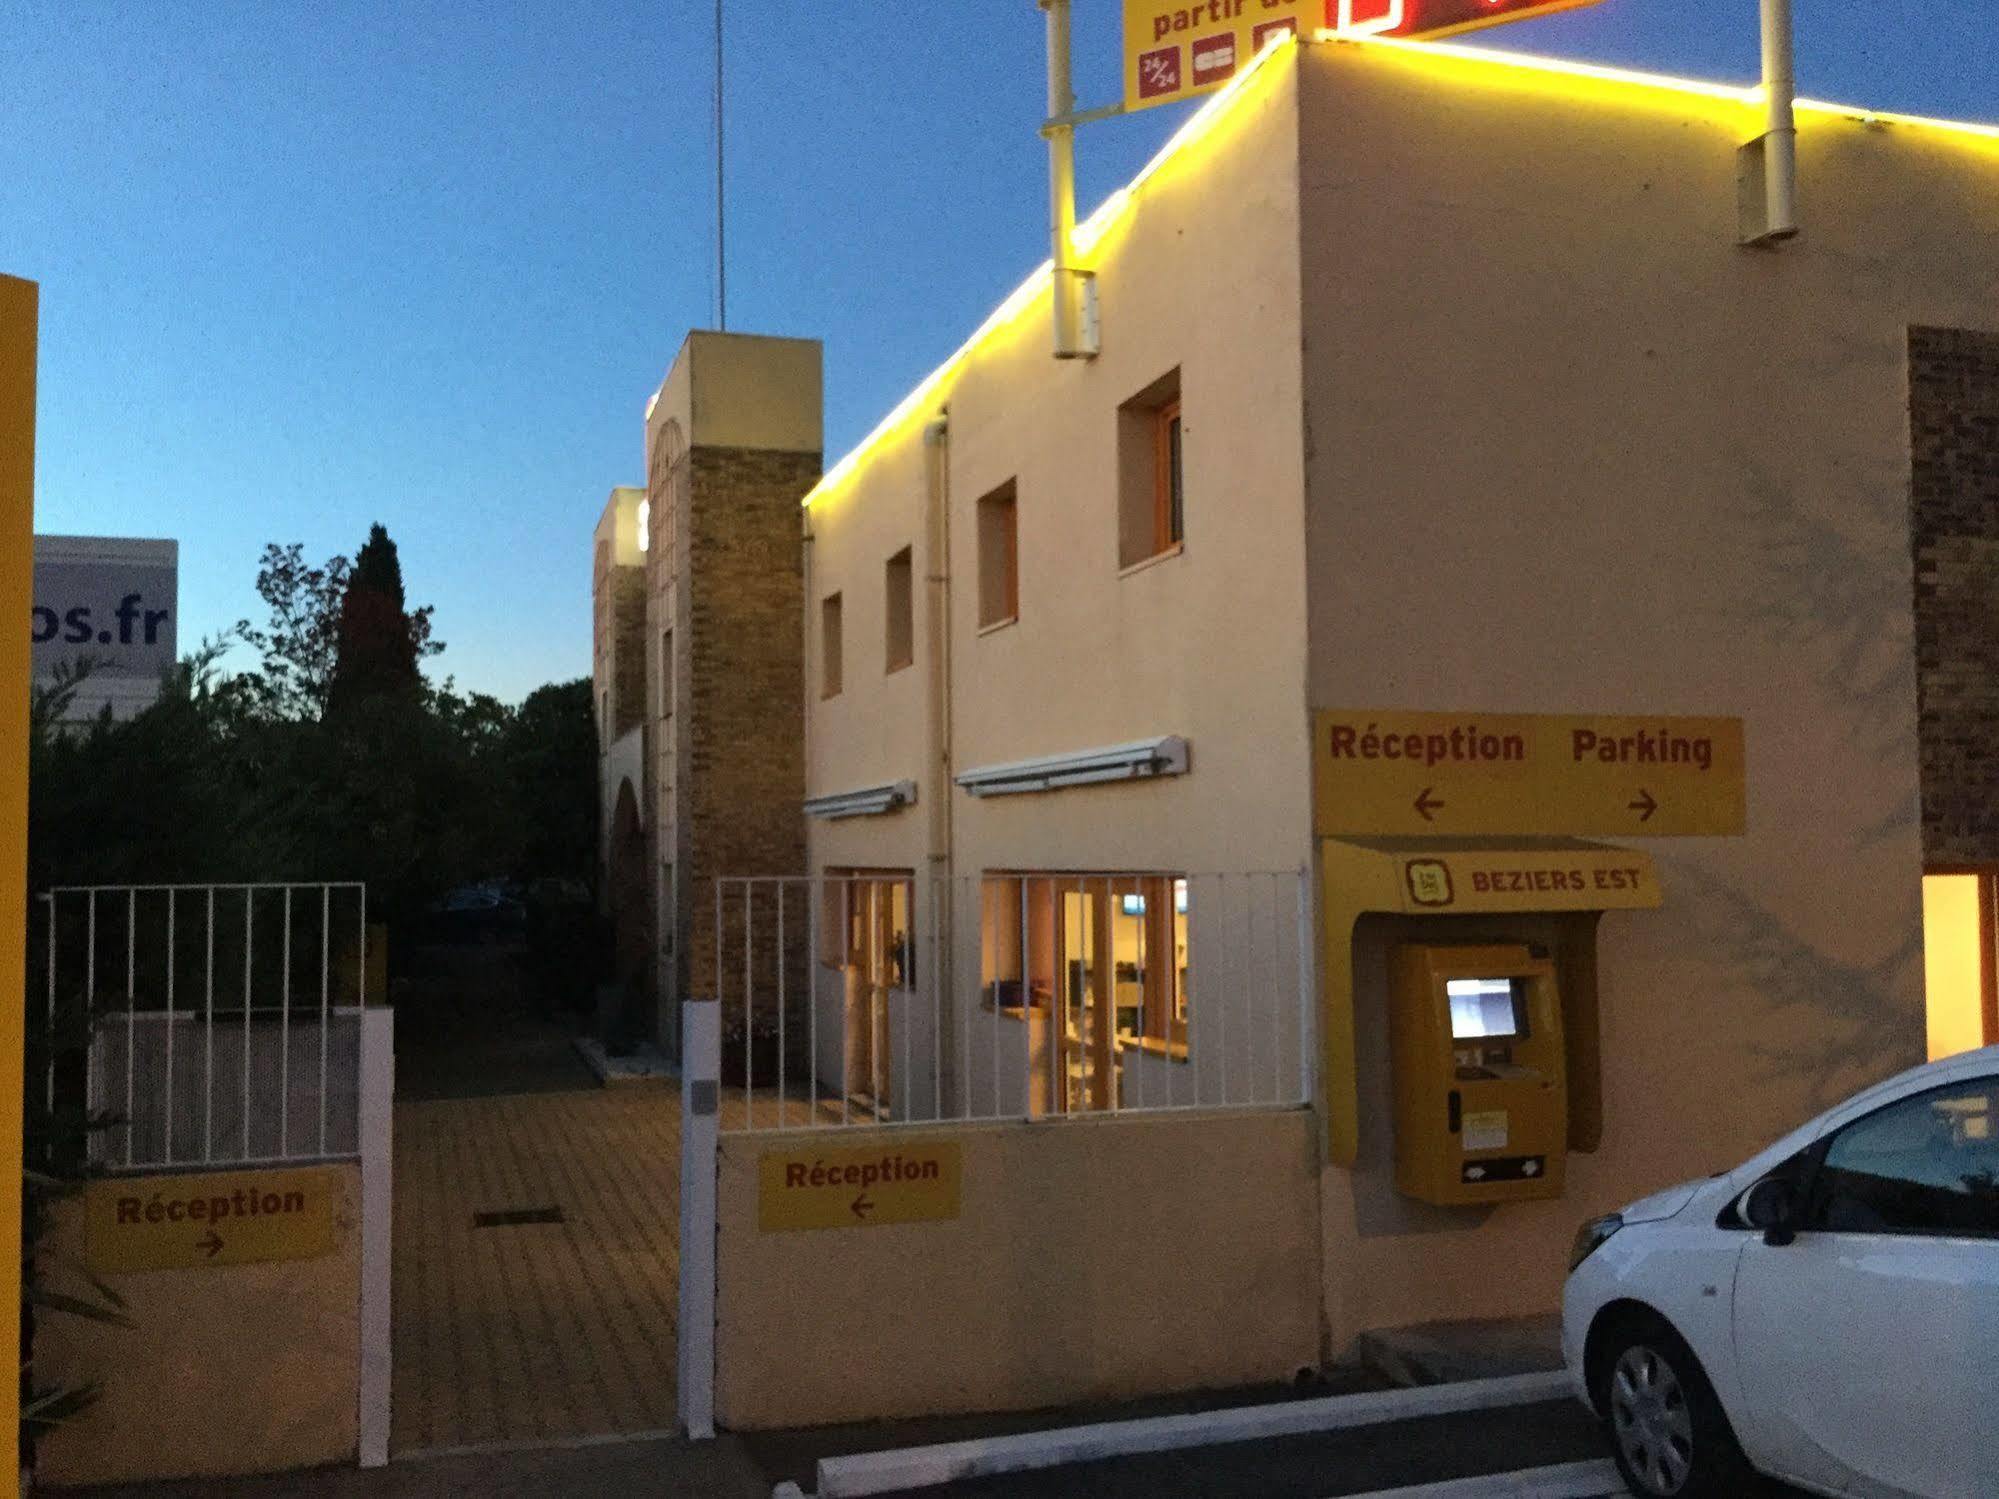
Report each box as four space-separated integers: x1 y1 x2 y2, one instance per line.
884 546 914 674
1153 399 1183 556
976 480 1019 631
820 591 843 699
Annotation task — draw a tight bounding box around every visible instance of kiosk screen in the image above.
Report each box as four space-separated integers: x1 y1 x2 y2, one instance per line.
1446 977 1525 1040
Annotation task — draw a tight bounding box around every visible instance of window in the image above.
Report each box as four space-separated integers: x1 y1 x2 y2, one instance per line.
1118 369 1184 569
981 872 1190 1116
977 481 1019 629
1813 1081 1999 1238
820 592 843 698
885 547 913 673
660 627 674 718
1924 873 1999 1060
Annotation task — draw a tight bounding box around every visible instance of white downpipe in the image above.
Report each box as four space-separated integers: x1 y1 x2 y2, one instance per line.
1041 0 1085 357
677 998 721 1440
1761 0 1797 238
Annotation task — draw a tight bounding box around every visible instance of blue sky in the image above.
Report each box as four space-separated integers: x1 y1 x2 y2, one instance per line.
3 1 1990 701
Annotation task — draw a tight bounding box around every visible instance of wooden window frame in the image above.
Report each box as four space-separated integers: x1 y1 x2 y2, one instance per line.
1152 400 1183 555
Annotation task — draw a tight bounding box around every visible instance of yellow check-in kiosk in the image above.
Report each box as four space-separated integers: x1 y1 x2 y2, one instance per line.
1389 941 1566 1205
1316 837 1664 1204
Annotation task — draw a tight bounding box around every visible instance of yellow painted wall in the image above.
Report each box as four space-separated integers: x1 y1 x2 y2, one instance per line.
35 1164 362 1487
714 1110 1321 1428
0 273 38 1496
805 47 1315 886
1923 874 1988 1060
1295 42 1990 1346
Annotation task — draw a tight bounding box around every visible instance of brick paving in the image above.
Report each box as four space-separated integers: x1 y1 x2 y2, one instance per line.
390 1082 843 1455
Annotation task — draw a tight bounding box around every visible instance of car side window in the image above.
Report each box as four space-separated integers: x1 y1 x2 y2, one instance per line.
1811 1079 1999 1238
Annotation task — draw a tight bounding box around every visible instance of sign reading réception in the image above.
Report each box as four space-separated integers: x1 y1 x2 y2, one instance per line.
85 1166 342 1273
1313 709 1746 838
758 1142 962 1232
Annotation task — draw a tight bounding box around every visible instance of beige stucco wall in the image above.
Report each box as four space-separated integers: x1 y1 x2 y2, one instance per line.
805 47 1316 886
1296 42 1998 1347
715 1109 1320 1429
35 1163 361 1487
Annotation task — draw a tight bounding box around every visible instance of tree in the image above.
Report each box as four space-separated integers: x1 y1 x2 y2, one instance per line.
234 544 350 722
327 524 437 712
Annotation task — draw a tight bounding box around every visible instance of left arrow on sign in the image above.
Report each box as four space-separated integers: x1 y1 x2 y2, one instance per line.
1413 787 1445 822
850 1192 874 1221
196 1230 223 1259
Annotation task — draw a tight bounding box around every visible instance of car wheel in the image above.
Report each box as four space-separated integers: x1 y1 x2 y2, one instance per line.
1594 1317 1761 1497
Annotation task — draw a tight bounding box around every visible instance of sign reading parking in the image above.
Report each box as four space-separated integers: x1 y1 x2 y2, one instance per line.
1313 709 1746 837
85 1166 342 1273
758 1142 962 1232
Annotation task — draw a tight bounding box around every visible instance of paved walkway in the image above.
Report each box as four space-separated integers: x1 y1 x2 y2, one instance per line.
391 1087 684 1453
391 1079 842 1455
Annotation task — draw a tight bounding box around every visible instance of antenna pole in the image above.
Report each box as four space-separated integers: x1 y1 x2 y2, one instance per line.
715 0 728 329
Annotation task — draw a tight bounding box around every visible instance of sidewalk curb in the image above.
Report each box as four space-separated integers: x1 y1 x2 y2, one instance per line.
803 1369 1575 1498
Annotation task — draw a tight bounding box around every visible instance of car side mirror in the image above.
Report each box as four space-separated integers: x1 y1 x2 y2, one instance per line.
1741 1176 1800 1247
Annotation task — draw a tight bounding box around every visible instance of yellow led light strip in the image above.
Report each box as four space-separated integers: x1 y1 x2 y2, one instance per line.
803 29 1999 511
803 30 1301 509
1328 30 1999 138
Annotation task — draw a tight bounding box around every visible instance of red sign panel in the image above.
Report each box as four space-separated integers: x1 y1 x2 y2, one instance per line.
1334 0 1603 39
1190 32 1238 85
1137 44 1182 99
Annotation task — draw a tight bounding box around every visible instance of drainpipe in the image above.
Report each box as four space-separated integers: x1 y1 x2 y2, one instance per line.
1740 0 1798 245
923 414 955 1095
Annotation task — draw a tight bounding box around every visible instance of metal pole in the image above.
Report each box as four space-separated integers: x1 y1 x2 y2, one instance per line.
1041 0 1083 357
1761 0 1797 238
715 0 728 330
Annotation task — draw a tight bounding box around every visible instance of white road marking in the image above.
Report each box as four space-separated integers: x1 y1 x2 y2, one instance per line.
1327 1458 1627 1499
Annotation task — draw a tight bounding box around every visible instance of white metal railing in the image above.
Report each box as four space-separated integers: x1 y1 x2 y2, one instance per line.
34 883 370 1170
713 871 1311 1133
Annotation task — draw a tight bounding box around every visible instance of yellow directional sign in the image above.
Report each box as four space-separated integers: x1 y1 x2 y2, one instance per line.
1313 710 1746 838
1122 0 1317 113
1394 846 1663 914
758 1141 962 1233
85 1167 343 1273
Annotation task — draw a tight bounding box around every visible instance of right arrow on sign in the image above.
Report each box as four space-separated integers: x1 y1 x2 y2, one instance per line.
1413 787 1445 823
196 1230 223 1259
1628 788 1658 823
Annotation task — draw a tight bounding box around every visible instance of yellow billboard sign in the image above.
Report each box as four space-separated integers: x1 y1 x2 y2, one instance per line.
758 1141 962 1233
1123 0 1317 113
85 1167 344 1273
1313 710 1746 838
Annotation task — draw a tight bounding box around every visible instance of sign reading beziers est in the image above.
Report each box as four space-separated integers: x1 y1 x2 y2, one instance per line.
1313 709 1746 838
85 1166 341 1273
758 1142 962 1232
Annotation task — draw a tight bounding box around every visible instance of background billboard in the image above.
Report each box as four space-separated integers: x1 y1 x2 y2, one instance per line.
32 535 179 720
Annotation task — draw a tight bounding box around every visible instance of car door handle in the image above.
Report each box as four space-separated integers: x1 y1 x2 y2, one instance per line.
1448 1090 1462 1134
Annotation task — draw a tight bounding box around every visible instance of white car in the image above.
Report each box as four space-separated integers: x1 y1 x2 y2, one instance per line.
1563 1045 1999 1498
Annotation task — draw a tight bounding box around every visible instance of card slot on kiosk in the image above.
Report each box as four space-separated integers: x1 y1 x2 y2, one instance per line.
1390 943 1567 1205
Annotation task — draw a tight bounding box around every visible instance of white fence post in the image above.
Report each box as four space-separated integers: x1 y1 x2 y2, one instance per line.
356 1002 394 1468
678 997 721 1440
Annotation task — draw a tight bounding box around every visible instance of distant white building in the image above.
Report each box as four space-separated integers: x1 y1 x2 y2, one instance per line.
32 534 179 723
